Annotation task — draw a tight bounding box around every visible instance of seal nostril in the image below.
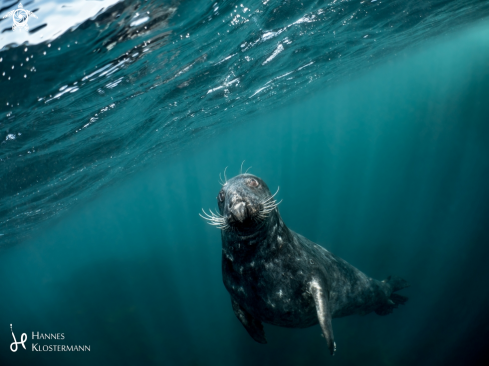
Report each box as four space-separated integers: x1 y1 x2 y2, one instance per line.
230 201 247 222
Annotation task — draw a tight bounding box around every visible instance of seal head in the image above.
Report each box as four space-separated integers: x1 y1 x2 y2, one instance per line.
215 174 279 233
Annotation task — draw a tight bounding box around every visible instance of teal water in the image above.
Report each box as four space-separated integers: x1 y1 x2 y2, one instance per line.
1 1 489 365
2 0 489 243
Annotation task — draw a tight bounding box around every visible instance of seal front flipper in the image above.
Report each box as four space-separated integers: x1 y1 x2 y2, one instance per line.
309 279 336 355
231 298 267 344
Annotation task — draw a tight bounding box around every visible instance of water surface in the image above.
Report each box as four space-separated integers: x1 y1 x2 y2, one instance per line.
2 0 489 244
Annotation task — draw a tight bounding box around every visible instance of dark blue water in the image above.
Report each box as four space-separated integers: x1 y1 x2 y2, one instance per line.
1 1 489 365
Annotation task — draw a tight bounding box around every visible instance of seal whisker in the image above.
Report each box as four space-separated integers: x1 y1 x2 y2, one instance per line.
200 208 216 218
218 223 231 231
272 199 283 208
201 220 227 230
240 160 245 175
209 208 224 218
199 213 217 224
199 215 223 225
261 187 280 205
219 173 226 186
260 199 282 216
262 198 282 209
262 203 277 211
200 208 227 228
244 166 252 174
205 208 223 219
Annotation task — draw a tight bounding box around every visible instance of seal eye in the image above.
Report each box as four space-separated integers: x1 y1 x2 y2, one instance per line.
218 190 225 202
248 178 259 188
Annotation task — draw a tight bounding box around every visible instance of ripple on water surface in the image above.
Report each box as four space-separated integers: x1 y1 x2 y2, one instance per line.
1 0 489 244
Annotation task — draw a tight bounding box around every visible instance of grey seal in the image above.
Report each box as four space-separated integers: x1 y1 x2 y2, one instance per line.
200 173 409 355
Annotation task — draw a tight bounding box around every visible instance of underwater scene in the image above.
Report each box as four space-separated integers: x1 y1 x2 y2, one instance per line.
1 0 489 365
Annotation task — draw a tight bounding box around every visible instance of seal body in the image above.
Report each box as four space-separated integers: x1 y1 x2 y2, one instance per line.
204 174 408 355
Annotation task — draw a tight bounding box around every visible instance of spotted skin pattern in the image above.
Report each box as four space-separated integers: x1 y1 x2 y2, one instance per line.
213 174 408 356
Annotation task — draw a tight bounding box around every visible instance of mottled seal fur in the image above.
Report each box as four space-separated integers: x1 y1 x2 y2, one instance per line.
200 173 409 355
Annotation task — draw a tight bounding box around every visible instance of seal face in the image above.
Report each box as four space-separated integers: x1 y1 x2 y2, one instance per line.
201 173 409 355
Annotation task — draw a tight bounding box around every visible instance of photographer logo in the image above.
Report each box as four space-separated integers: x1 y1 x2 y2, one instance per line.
10 324 27 352
8 325 90 352
2 3 38 31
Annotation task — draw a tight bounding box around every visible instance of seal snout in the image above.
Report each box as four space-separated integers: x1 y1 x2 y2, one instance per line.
229 201 248 223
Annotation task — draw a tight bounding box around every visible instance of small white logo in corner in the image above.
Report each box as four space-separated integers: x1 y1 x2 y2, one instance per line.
2 3 38 31
10 324 27 352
